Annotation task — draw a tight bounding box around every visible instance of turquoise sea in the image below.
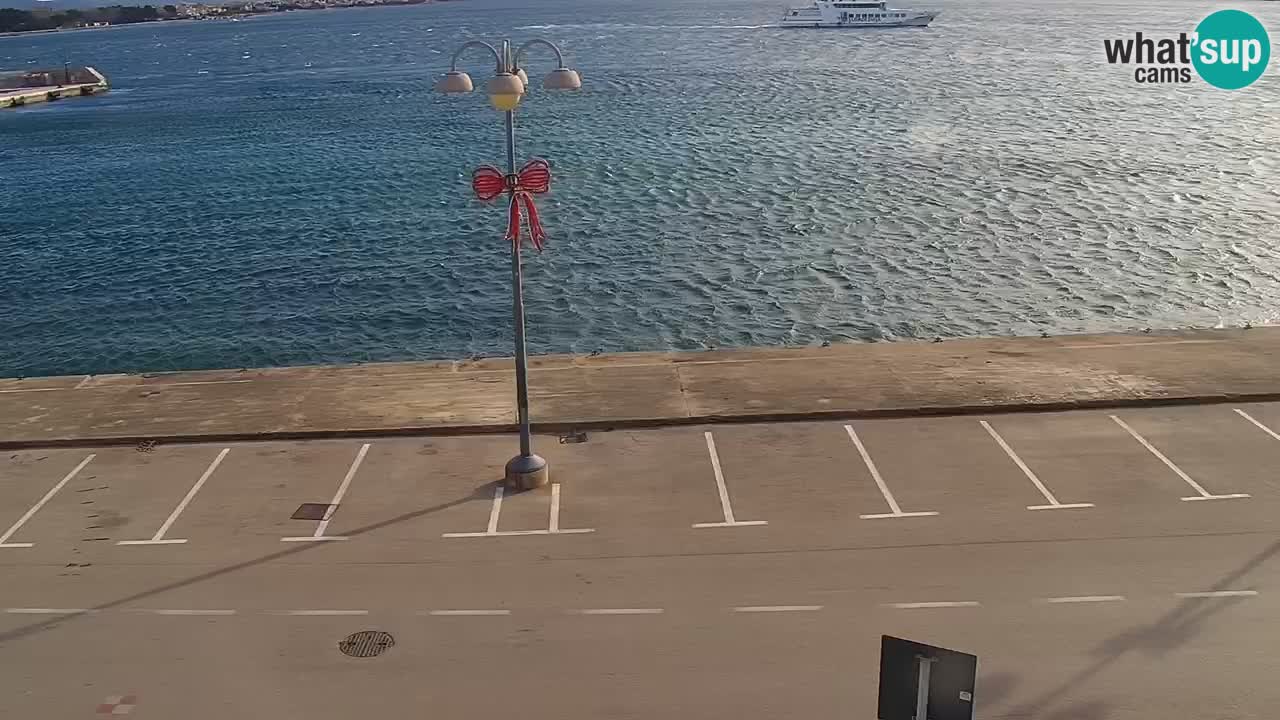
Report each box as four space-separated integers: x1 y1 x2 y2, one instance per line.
3 0 1279 377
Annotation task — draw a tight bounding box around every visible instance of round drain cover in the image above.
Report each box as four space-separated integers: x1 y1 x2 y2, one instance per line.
338 631 395 658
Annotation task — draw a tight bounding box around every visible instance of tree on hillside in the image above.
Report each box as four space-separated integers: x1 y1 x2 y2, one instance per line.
0 8 57 32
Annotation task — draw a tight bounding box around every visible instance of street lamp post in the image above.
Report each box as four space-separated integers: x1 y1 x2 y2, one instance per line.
436 38 581 491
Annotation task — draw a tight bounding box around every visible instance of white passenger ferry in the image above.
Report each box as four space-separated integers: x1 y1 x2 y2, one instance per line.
781 0 938 28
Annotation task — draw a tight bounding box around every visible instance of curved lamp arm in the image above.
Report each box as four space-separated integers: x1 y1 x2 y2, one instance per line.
450 40 504 73
514 38 567 70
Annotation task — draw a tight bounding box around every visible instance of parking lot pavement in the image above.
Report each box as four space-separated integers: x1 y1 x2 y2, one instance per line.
5 402 1280 564
5 402 1280 717
0 535 1277 720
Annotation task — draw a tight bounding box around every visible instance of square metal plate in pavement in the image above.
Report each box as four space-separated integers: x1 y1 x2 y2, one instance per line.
292 503 334 521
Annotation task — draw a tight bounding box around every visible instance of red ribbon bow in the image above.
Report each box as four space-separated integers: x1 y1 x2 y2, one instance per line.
471 158 552 251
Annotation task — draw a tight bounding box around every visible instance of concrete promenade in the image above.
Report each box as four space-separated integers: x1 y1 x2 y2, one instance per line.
2 326 1279 447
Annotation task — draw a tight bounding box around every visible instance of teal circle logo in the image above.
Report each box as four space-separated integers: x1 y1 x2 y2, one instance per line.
1192 9 1271 90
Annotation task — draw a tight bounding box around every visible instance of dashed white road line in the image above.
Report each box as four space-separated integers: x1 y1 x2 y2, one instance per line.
4 594 1257 618
144 609 237 616
5 608 95 615
571 608 665 615
423 610 512 616
282 610 370 616
887 601 981 609
1110 415 1250 501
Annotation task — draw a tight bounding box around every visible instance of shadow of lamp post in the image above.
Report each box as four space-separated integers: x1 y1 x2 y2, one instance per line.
435 39 582 491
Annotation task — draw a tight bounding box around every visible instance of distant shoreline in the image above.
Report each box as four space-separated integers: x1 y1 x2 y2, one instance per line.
0 22 148 38
0 1 441 38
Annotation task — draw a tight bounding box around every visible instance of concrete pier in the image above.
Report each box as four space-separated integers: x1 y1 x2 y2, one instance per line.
0 66 108 109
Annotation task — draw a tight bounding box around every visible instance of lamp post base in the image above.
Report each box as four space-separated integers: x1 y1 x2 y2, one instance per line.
505 453 549 491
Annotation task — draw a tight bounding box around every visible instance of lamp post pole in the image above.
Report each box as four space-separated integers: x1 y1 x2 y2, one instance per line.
436 38 581 490
504 66 537 473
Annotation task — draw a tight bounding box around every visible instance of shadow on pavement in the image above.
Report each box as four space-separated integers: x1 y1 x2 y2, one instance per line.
0 479 500 646
998 538 1280 719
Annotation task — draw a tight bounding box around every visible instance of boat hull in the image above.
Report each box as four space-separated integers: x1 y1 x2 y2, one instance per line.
779 11 937 28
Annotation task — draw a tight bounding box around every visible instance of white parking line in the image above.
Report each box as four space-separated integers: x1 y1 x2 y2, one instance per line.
1234 408 1280 442
887 601 981 609
545 483 595 534
486 485 505 533
118 448 230 546
1044 596 1126 604
693 432 767 529
424 610 512 616
844 425 939 519
445 528 596 538
0 454 96 548
572 608 665 615
282 443 370 542
980 421 1094 511
732 605 824 613
74 375 93 389
1110 416 1250 501
444 482 595 538
549 483 563 533
448 528 597 538
1175 590 1258 599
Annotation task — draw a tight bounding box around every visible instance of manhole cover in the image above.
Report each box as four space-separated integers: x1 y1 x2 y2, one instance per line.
339 631 395 658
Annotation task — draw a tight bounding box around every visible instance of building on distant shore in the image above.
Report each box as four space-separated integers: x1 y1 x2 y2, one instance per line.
176 4 233 18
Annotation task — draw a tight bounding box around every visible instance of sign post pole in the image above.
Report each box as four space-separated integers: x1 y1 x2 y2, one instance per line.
915 655 936 720
879 636 975 720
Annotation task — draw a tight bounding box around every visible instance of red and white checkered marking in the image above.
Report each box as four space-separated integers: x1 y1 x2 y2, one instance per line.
96 695 137 715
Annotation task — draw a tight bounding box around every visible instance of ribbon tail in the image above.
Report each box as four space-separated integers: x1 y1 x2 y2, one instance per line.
506 194 521 243
522 194 546 252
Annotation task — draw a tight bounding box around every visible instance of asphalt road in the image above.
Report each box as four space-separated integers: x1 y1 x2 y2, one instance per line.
4 402 1280 719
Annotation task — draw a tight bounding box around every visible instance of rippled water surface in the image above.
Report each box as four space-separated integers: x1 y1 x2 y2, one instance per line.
3 0 1279 376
